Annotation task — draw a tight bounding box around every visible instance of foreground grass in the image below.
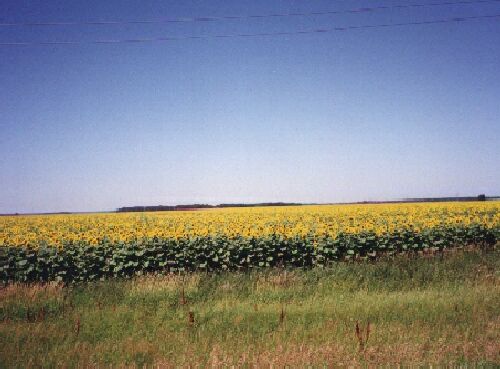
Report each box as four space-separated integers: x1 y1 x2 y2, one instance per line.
1 249 499 367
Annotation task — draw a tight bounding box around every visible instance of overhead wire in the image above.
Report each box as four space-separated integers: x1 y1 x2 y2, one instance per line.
0 0 499 27
0 14 499 46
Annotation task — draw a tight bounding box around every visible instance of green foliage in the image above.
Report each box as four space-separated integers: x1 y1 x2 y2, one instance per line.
0 224 498 284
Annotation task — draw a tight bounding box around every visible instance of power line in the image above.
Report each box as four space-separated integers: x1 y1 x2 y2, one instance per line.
0 14 498 46
1 0 499 27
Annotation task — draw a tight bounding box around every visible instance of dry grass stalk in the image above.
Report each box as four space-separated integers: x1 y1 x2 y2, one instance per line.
366 321 371 347
279 305 285 325
355 321 362 349
178 274 187 306
75 316 81 336
355 320 371 352
179 282 187 305
37 307 46 322
188 311 195 326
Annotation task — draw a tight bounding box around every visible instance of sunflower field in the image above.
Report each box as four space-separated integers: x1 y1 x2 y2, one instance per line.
0 202 499 283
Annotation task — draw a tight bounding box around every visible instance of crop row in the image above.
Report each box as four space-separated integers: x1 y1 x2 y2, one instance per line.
0 224 498 284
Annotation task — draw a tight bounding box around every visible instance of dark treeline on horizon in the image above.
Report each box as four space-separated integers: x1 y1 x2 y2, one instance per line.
116 195 495 213
403 195 489 202
116 202 304 213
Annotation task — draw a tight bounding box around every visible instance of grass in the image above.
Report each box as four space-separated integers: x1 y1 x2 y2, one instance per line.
0 248 499 368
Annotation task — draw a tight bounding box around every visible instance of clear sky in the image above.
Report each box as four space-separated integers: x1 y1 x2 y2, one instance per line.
1 0 499 213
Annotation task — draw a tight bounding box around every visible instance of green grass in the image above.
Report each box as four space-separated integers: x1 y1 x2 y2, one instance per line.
1 248 499 367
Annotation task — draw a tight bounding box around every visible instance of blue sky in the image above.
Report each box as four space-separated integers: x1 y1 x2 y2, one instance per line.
1 0 499 213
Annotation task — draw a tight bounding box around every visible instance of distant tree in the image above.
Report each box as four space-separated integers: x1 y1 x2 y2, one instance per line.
477 194 486 201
